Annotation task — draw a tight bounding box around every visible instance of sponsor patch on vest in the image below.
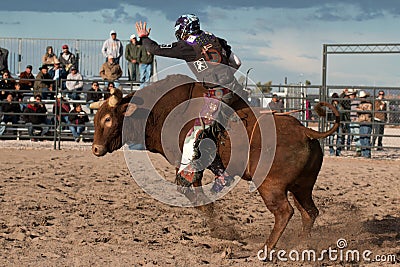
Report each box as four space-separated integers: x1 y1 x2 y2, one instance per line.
193 58 208 72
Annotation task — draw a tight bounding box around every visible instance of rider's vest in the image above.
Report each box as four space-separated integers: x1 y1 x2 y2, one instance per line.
185 32 234 88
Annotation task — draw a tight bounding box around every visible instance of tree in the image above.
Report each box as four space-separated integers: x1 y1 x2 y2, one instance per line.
256 81 272 93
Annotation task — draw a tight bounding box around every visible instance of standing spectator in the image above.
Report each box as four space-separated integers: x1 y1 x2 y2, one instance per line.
357 90 373 158
99 55 122 86
348 89 361 156
0 47 9 74
327 93 344 156
0 71 15 101
86 81 103 113
125 34 140 82
59 44 77 72
48 59 68 90
19 65 35 91
268 94 284 113
65 66 83 100
34 65 54 100
339 88 351 149
52 93 71 128
138 45 154 88
372 90 388 150
101 30 123 64
0 93 21 136
68 103 89 142
42 46 57 70
23 95 50 141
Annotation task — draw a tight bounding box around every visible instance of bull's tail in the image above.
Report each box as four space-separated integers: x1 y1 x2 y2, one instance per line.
304 102 340 139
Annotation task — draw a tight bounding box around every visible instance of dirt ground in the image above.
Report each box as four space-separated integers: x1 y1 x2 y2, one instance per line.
0 142 399 266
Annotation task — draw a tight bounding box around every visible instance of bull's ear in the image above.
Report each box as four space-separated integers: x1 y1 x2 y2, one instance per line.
119 103 137 117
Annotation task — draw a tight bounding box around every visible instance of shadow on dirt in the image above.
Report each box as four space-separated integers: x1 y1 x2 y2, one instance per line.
362 215 400 246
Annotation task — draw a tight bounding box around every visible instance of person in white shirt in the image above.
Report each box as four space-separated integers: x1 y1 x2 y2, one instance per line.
65 66 83 100
101 30 123 64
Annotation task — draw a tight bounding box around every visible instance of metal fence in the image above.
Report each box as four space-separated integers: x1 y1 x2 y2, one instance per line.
0 76 399 156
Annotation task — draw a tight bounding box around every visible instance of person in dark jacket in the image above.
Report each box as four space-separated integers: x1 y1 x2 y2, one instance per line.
23 95 50 141
0 47 9 74
19 65 35 90
68 103 89 142
0 93 21 135
86 81 103 114
0 70 15 101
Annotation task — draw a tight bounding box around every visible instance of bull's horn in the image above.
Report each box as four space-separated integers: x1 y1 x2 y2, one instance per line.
108 88 123 107
89 100 105 109
108 95 119 107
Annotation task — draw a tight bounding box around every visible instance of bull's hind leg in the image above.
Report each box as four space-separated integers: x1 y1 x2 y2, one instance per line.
290 140 322 238
258 181 294 250
290 190 319 237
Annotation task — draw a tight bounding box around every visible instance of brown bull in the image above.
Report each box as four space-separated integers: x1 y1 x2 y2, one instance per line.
91 74 340 250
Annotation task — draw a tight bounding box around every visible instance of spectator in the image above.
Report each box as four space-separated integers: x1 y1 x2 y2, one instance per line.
0 47 9 74
125 34 140 82
138 45 154 88
0 93 21 136
65 66 83 100
339 88 351 149
357 90 373 158
268 94 284 113
372 90 388 151
42 46 57 70
101 30 123 64
86 81 103 113
103 81 115 100
52 93 71 128
348 89 361 156
19 65 35 91
0 70 15 101
99 55 122 86
34 65 54 100
48 59 67 90
13 82 25 111
23 95 50 141
327 93 344 156
68 103 89 142
58 44 77 72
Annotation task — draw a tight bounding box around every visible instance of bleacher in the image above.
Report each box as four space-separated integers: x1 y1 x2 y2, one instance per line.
0 79 141 142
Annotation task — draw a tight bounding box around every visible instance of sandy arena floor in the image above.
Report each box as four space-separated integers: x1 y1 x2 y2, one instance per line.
0 141 399 266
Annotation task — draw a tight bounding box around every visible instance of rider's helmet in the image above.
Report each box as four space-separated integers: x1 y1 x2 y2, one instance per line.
174 14 200 40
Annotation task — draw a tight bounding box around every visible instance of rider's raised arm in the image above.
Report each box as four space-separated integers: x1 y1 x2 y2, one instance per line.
141 37 196 62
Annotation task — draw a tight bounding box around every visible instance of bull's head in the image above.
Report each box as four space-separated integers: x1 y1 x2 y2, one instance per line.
91 88 137 156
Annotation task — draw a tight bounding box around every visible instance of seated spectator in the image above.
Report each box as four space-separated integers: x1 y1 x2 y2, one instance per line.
86 81 103 114
42 46 57 70
59 44 77 72
52 93 71 128
65 66 84 100
103 82 115 100
0 93 21 135
19 65 35 91
99 55 122 87
34 65 54 100
0 70 16 101
23 95 50 141
13 82 25 111
68 103 89 142
48 59 67 90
